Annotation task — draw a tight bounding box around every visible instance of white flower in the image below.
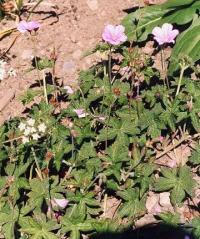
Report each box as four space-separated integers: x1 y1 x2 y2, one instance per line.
30 127 36 133
0 60 7 67
7 68 17 77
0 68 6 81
32 133 40 140
0 60 7 81
64 85 74 94
22 136 29 144
18 122 26 131
27 118 35 126
38 123 46 133
24 127 32 136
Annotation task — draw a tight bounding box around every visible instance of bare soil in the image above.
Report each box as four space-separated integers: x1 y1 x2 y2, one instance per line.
0 0 138 124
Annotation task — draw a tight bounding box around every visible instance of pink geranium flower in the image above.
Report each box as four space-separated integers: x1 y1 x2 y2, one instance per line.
53 198 68 208
17 20 40 33
184 236 190 239
64 85 74 94
73 108 88 118
102 24 127 45
152 23 179 45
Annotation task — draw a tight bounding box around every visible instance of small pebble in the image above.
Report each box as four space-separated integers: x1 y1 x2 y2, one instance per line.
86 0 98 11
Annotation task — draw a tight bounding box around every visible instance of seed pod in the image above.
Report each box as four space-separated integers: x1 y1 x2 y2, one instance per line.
113 87 121 96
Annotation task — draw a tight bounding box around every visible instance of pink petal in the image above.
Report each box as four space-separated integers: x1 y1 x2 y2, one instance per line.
73 108 88 118
17 21 29 33
102 24 127 45
64 85 74 94
162 23 173 33
168 29 179 42
184 236 190 239
115 25 125 33
152 23 179 45
152 26 163 38
54 198 68 208
27 21 40 31
119 33 127 42
74 109 84 115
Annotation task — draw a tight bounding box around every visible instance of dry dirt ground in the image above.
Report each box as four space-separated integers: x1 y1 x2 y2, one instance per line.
0 0 138 124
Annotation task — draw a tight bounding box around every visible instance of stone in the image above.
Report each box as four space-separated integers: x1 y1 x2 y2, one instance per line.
63 61 76 73
86 0 98 11
159 192 171 208
146 193 160 213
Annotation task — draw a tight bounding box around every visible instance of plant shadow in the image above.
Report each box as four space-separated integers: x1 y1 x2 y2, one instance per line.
90 223 195 239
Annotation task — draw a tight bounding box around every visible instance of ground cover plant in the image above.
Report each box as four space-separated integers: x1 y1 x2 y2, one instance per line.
0 0 200 238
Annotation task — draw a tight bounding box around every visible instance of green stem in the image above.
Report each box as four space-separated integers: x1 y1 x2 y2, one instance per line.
42 70 48 104
161 47 169 88
160 46 167 87
84 174 100 192
176 64 186 96
31 147 43 180
48 177 53 219
32 34 42 87
108 47 112 91
105 103 113 150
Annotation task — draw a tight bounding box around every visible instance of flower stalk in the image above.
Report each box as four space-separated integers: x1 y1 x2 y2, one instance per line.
31 147 43 180
42 70 48 104
176 62 187 96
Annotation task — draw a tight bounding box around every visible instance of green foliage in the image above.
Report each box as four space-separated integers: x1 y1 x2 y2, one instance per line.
154 166 196 205
122 0 200 75
36 58 54 71
158 212 180 225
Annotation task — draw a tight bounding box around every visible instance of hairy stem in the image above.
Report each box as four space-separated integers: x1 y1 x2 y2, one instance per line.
31 147 43 180
32 34 42 87
42 70 48 104
108 47 112 91
176 64 186 96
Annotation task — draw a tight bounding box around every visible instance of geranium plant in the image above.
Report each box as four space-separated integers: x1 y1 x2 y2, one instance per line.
0 0 200 239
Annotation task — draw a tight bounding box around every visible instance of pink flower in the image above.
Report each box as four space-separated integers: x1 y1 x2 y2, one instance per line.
53 198 68 208
152 23 179 45
159 136 164 142
184 236 190 239
98 116 106 121
64 85 74 94
17 20 40 33
102 24 127 45
73 108 89 118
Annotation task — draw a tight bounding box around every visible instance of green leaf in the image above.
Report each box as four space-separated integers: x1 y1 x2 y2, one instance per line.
190 111 200 132
117 189 146 218
122 5 169 41
192 218 200 238
169 19 200 74
122 0 198 42
36 58 54 70
70 229 80 239
0 206 19 239
154 166 196 205
158 212 180 225
162 0 197 8
19 216 59 239
189 145 200 165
